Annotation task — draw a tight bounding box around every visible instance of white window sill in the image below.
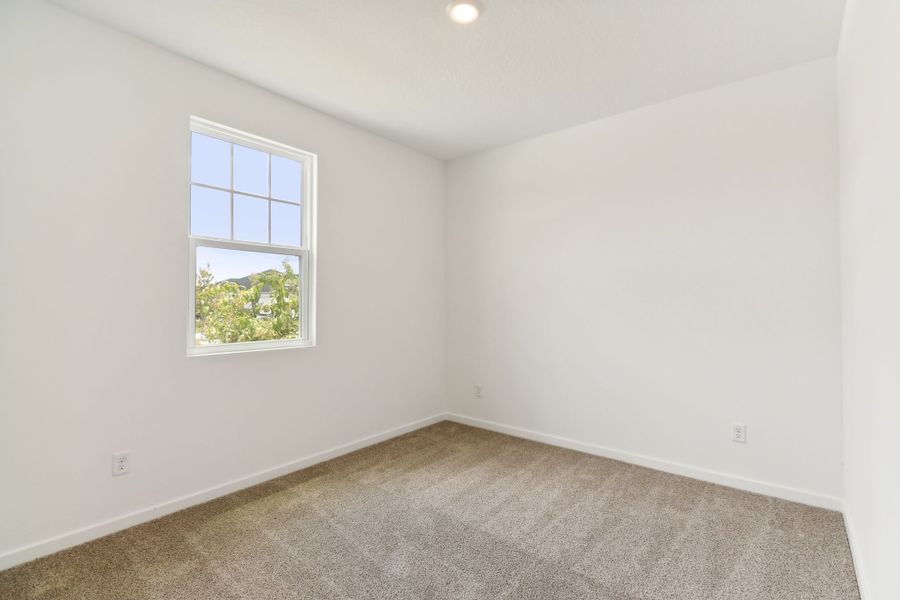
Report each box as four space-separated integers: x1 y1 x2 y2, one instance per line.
187 339 315 357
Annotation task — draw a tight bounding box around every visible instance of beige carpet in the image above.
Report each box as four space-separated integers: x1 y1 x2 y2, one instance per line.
1 422 859 599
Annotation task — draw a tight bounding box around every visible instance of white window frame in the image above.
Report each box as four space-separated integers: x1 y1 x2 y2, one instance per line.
187 116 317 356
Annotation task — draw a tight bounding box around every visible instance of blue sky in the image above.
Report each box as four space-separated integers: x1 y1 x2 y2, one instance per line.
196 246 299 282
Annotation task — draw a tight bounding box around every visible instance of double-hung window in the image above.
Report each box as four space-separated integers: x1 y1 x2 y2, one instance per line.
188 117 316 355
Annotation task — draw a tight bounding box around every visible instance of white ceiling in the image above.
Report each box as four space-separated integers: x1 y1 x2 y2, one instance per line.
50 0 846 159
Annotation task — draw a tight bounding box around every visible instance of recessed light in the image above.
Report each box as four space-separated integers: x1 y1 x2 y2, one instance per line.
447 1 480 25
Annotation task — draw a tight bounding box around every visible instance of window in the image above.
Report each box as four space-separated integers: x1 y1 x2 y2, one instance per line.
188 117 316 355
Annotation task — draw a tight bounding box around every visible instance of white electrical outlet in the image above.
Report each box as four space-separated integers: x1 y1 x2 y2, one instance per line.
112 451 131 476
732 423 747 444
474 384 483 399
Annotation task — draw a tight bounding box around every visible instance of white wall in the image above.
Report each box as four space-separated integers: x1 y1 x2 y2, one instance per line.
446 59 843 505
838 1 900 598
0 0 445 566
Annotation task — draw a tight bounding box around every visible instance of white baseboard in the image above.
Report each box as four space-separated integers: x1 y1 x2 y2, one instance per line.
0 413 446 572
445 413 842 511
842 509 870 600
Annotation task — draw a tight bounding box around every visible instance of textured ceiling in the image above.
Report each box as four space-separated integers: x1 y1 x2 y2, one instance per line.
49 0 845 159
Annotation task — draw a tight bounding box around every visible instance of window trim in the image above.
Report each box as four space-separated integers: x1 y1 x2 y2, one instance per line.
187 116 317 356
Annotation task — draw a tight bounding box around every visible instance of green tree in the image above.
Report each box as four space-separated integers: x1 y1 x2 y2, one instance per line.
195 260 300 345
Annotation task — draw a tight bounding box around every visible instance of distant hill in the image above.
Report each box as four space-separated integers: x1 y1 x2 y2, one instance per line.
223 269 280 289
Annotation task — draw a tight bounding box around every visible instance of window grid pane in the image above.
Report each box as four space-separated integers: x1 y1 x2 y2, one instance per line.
271 201 302 247
191 133 230 188
271 154 302 202
190 185 231 239
233 194 269 243
233 144 269 196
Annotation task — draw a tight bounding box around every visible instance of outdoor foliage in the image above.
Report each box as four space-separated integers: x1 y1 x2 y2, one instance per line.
195 260 300 344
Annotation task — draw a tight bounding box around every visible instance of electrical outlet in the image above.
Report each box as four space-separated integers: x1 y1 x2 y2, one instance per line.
474 384 482 399
112 451 131 476
732 423 747 444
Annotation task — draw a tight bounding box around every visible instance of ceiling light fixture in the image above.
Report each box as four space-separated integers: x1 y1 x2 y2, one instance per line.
447 1 481 25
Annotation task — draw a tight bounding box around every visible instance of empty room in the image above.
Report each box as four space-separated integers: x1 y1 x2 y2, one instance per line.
1 0 898 598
